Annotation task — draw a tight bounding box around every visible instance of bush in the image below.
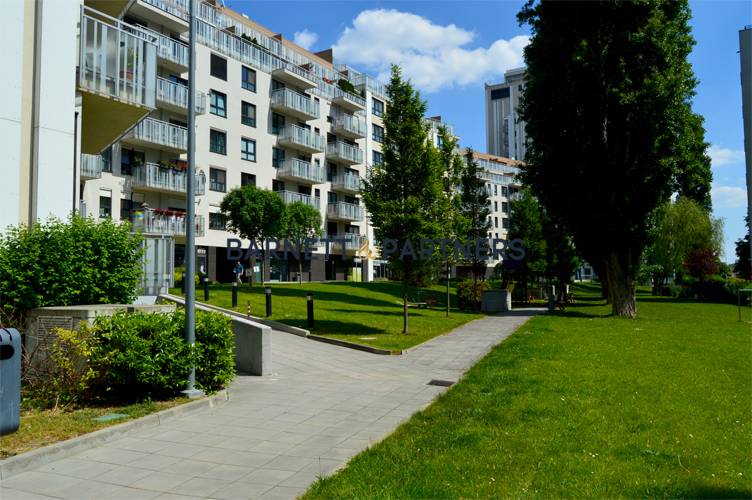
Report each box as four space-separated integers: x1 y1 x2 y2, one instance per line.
0 215 143 313
457 280 489 310
194 310 235 392
678 275 752 304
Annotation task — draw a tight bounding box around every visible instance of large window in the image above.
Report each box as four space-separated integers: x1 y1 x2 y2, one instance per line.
241 138 256 162
502 218 510 229
99 195 111 219
210 168 226 192
209 129 226 155
271 113 285 135
102 147 112 173
120 148 144 176
502 201 509 213
272 147 285 168
209 212 227 230
241 66 256 92
241 101 256 127
372 150 383 166
372 97 384 117
372 124 384 143
120 198 134 221
210 53 227 80
241 172 256 187
209 90 227 118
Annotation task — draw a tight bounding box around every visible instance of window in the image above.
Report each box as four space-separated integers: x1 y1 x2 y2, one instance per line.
120 198 134 221
372 124 384 143
494 201 498 212
210 53 227 80
210 168 226 192
271 113 285 135
327 163 336 182
209 90 227 117
372 97 384 117
272 147 285 168
502 186 509 197
209 129 226 155
272 179 284 192
241 138 256 162
502 218 510 229
494 185 498 196
209 212 227 230
494 217 499 228
241 66 256 92
372 150 383 166
120 148 144 176
99 196 111 219
241 173 256 187
241 101 256 127
502 201 509 213
102 147 112 173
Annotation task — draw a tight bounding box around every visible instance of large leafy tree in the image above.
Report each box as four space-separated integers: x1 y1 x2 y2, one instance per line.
459 148 492 283
220 185 286 285
507 188 547 300
518 0 711 317
283 201 322 284
362 65 443 334
734 217 751 280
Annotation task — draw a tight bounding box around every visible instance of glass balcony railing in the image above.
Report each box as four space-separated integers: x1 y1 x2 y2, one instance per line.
327 202 364 221
327 141 363 165
124 23 188 67
323 233 366 251
331 171 361 192
128 117 188 151
130 208 205 237
332 113 367 138
278 125 325 152
131 163 205 195
270 88 320 119
156 77 206 113
277 158 323 183
140 0 189 21
275 190 320 209
78 7 157 108
80 154 104 179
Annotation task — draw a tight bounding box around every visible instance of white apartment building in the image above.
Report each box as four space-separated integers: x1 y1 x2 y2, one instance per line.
485 67 526 161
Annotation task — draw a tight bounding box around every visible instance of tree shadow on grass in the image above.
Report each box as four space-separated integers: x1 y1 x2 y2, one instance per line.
646 485 751 499
215 283 401 309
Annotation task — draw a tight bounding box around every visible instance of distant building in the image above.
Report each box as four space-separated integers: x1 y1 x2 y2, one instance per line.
485 68 526 160
740 26 752 271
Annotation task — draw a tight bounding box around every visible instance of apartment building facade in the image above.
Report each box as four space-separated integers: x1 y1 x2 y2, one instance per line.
485 67 526 161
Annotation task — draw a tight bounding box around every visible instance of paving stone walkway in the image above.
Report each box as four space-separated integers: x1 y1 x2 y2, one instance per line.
0 310 538 500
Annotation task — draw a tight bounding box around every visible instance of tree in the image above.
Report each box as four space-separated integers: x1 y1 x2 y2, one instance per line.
544 218 580 289
220 185 286 285
734 217 751 280
283 201 322 284
518 0 711 317
507 188 547 301
459 148 492 283
361 65 443 334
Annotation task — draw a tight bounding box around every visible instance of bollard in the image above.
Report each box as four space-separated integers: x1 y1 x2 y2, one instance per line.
265 287 272 317
306 292 314 328
181 273 185 294
204 277 209 301
232 281 238 308
546 285 556 312
247 301 251 319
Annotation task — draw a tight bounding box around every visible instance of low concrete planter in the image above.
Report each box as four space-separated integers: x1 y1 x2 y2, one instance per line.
481 290 512 313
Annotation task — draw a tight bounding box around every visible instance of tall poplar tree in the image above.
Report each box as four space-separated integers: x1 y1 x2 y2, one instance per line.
459 149 492 283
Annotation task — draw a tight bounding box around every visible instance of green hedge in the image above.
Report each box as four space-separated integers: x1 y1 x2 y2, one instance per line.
457 280 489 310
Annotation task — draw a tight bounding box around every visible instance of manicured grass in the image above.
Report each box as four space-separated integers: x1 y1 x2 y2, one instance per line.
0 399 187 459
172 281 484 351
304 284 752 498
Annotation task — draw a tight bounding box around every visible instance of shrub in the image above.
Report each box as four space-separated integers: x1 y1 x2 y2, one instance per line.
194 310 235 392
457 280 489 310
0 215 143 313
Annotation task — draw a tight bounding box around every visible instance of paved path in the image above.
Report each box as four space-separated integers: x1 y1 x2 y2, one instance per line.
0 310 538 500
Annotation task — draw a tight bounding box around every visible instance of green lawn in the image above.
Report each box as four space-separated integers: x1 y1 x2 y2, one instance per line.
172 281 484 351
304 284 752 498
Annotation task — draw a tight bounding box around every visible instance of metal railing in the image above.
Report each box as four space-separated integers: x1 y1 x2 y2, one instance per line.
131 209 205 237
156 77 206 113
324 233 366 250
124 24 188 67
79 7 157 108
80 154 104 178
332 113 367 137
327 141 363 164
271 88 319 118
140 0 189 21
275 190 320 209
279 125 324 152
327 201 364 221
277 158 323 183
331 171 361 192
332 87 366 108
129 117 188 150
131 163 205 195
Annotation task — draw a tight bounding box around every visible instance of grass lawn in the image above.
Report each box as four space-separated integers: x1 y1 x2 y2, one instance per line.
0 399 187 459
304 284 752 498
172 280 484 351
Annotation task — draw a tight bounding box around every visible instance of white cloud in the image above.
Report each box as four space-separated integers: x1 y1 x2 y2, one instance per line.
333 9 529 92
711 185 748 209
708 145 744 168
293 29 319 51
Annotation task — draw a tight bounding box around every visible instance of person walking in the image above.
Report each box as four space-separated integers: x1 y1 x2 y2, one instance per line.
233 261 244 283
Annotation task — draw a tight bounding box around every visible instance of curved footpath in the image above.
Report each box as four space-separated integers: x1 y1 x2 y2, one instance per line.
0 309 538 500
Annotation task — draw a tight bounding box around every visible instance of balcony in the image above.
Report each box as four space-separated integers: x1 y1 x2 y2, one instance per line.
131 163 205 195
277 158 323 184
327 202 364 222
128 0 189 33
275 190 320 209
156 77 206 114
278 125 324 154
131 208 205 237
327 141 363 166
271 66 317 90
324 234 367 253
332 113 366 139
123 25 189 71
124 117 187 153
80 154 104 179
332 88 366 112
78 7 156 154
330 171 361 194
270 88 320 121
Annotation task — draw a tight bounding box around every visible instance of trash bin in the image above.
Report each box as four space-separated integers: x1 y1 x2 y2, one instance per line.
0 328 21 436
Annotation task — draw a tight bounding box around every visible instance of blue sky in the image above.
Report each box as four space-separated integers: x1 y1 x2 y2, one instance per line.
227 0 751 261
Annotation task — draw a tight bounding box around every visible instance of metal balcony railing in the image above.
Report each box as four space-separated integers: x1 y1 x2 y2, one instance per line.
278 125 324 152
277 158 323 183
124 24 188 67
129 117 188 151
324 233 366 250
332 87 366 109
131 163 205 195
78 7 157 108
271 88 320 119
80 154 104 179
156 77 206 113
327 141 363 164
332 113 367 137
275 190 320 209
130 208 205 237
327 201 364 221
140 0 189 21
331 171 361 192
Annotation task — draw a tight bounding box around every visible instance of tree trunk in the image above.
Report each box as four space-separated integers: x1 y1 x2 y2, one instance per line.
606 253 636 318
298 244 303 285
446 261 450 318
403 281 409 335
249 254 255 287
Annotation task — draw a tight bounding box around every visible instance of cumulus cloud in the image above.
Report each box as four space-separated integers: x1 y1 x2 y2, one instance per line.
708 145 744 168
293 29 319 51
711 185 748 209
333 9 529 92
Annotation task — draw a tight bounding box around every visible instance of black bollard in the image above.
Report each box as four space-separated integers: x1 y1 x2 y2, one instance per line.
306 292 314 329
232 281 238 308
265 287 272 317
204 277 209 301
